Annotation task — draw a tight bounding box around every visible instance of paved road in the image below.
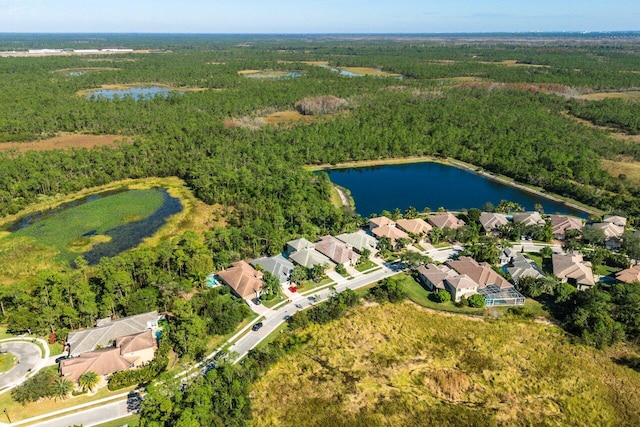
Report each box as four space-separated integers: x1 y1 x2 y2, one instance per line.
0 342 41 389
29 400 130 427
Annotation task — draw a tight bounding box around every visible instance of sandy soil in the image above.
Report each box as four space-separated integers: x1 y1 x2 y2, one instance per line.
0 134 126 153
574 91 640 100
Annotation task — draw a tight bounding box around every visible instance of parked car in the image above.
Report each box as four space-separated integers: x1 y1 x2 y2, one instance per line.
252 322 263 331
55 355 70 363
252 298 262 305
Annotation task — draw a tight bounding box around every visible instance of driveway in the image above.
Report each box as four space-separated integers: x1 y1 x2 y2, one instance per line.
0 341 42 389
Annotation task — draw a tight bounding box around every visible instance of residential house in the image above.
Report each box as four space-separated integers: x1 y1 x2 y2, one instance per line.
336 230 378 254
552 253 595 290
217 261 264 299
447 256 512 289
66 311 159 357
479 212 509 233
615 265 640 284
506 253 545 282
250 255 294 285
549 215 583 240
445 275 479 302
604 215 627 228
289 248 332 270
416 263 456 291
427 212 465 230
285 238 315 258
396 218 432 237
369 216 395 231
587 220 625 250
512 211 546 227
371 225 409 247
314 235 359 266
60 329 156 383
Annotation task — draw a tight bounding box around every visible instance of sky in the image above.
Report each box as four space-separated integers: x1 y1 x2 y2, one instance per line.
0 0 638 34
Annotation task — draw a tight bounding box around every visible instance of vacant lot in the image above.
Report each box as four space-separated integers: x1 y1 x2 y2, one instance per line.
602 158 640 185
251 302 640 427
0 134 125 153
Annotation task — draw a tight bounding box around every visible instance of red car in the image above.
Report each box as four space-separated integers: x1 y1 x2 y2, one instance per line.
288 286 297 293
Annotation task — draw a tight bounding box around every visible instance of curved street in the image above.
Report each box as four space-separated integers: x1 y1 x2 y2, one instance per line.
0 341 43 391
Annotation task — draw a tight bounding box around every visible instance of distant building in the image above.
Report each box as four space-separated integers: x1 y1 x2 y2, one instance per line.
217 261 264 298
549 215 583 240
552 253 595 290
396 218 432 236
512 211 546 227
335 230 378 254
314 235 359 266
250 255 294 285
479 212 509 233
427 212 465 230
615 265 640 284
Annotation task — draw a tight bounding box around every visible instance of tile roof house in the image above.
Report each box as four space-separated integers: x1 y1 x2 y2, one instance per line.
371 225 409 246
427 212 465 230
512 211 546 227
549 215 583 239
479 212 509 232
285 238 315 257
396 218 432 236
506 253 545 282
66 311 159 357
60 329 156 383
336 230 378 254
447 256 512 289
615 265 640 284
416 264 456 291
604 215 627 228
552 253 595 290
250 255 295 285
314 235 360 266
217 261 264 298
289 248 332 269
369 216 395 231
445 275 479 302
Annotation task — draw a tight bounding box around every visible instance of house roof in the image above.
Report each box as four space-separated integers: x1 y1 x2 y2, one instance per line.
479 212 509 231
371 225 409 243
604 215 627 228
427 212 465 229
289 248 332 269
552 253 595 288
369 216 395 229
116 330 157 355
60 347 137 383
286 238 315 253
314 235 359 265
217 261 264 298
506 253 545 282
396 218 432 235
66 311 158 356
549 215 583 236
446 274 478 291
336 230 378 253
588 222 624 239
616 265 640 284
512 211 545 226
250 255 294 284
416 263 455 290
447 256 512 289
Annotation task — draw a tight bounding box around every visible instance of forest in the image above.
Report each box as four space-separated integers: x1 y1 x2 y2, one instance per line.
0 33 640 422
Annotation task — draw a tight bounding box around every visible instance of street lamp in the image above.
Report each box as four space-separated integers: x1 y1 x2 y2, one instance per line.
4 408 11 423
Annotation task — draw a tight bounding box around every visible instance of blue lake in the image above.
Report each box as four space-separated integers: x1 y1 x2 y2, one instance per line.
325 162 588 217
87 86 178 100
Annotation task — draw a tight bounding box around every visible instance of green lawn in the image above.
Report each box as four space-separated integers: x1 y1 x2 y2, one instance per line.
355 259 377 272
595 265 622 277
0 353 17 373
400 273 487 316
261 294 287 309
94 414 140 427
298 277 334 294
7 188 165 263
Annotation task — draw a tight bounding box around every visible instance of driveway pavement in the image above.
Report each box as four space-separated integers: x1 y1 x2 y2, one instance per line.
0 341 41 389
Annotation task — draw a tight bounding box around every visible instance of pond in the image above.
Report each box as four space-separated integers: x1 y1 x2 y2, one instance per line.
87 86 179 100
5 187 183 265
325 162 588 218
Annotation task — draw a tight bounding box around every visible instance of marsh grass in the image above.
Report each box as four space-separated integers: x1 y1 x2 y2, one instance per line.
251 302 640 427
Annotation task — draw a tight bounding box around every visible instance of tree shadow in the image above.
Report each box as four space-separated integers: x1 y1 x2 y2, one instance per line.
613 356 640 373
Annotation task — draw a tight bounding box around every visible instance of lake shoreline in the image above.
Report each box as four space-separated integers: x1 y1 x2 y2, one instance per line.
310 156 601 217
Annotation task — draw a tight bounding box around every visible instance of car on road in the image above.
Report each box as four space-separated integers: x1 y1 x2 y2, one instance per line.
294 303 302 309
251 298 262 305
252 322 263 331
283 314 292 321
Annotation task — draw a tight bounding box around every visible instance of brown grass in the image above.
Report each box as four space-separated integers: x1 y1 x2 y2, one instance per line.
340 67 402 77
480 59 550 68
0 133 126 153
459 81 574 95
562 111 640 142
263 110 317 126
251 302 640 427
574 91 640 100
602 158 640 185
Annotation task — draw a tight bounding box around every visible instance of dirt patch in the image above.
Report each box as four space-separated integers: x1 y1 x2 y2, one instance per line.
340 67 402 77
263 110 316 126
301 61 329 66
574 91 640 100
459 81 575 95
561 111 640 142
0 134 127 153
479 59 550 68
52 67 119 73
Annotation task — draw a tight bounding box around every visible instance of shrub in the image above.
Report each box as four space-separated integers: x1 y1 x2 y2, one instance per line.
434 289 452 303
467 294 486 308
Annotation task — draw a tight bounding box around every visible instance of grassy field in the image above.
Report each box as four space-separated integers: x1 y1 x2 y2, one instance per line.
602 158 640 185
0 133 126 153
0 353 16 373
94 414 140 427
251 302 640 427
575 91 640 100
339 66 402 77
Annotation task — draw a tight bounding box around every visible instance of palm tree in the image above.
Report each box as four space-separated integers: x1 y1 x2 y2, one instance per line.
52 378 73 401
78 371 100 392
